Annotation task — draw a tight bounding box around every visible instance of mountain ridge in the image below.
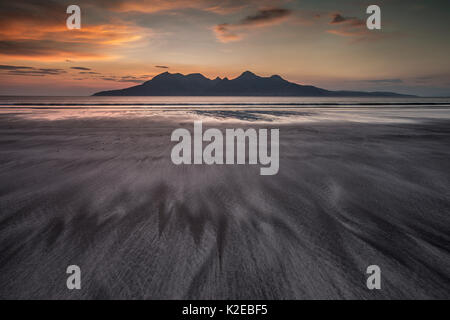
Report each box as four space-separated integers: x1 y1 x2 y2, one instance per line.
93 71 415 97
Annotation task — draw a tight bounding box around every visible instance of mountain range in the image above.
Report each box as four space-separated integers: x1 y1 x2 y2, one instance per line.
93 71 413 97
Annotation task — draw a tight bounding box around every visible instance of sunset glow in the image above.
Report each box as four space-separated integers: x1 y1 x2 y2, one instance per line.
0 0 449 96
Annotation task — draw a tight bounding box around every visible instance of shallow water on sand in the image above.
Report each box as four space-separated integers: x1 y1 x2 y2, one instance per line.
1 96 449 123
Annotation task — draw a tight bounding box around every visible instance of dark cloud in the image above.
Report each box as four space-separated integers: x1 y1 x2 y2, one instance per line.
0 1 64 29
0 40 107 60
71 67 92 71
214 7 291 42
1 66 67 76
117 75 144 83
329 13 364 27
155 65 169 69
327 12 378 41
0 65 33 70
330 14 347 24
119 79 143 83
79 71 100 75
98 75 144 84
241 8 292 26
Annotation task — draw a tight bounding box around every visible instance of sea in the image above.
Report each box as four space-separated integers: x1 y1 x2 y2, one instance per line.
0 96 449 123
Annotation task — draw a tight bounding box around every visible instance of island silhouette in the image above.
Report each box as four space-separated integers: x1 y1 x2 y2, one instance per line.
93 71 414 97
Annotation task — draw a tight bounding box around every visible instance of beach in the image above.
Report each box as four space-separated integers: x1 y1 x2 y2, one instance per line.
0 105 449 299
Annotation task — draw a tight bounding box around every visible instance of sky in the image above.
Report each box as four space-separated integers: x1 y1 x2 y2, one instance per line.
0 0 449 96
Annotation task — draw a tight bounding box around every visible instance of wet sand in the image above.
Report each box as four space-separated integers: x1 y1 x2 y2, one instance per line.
0 109 449 299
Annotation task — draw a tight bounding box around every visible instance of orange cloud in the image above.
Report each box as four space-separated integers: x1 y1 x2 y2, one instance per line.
0 25 144 61
213 24 242 43
0 23 144 44
0 1 149 61
0 26 146 61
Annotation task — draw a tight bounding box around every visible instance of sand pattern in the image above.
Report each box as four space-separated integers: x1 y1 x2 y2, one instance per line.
0 109 449 299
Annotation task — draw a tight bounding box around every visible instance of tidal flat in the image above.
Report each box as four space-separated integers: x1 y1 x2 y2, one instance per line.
0 106 449 299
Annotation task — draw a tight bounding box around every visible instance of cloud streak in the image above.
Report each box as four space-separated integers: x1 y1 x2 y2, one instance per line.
0 62 153 84
0 65 33 70
240 8 292 26
329 13 364 27
0 64 66 76
71 67 92 71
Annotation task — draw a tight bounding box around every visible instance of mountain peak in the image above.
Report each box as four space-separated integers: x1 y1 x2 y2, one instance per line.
236 71 258 80
270 74 283 80
149 71 211 83
152 71 176 80
186 73 209 80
